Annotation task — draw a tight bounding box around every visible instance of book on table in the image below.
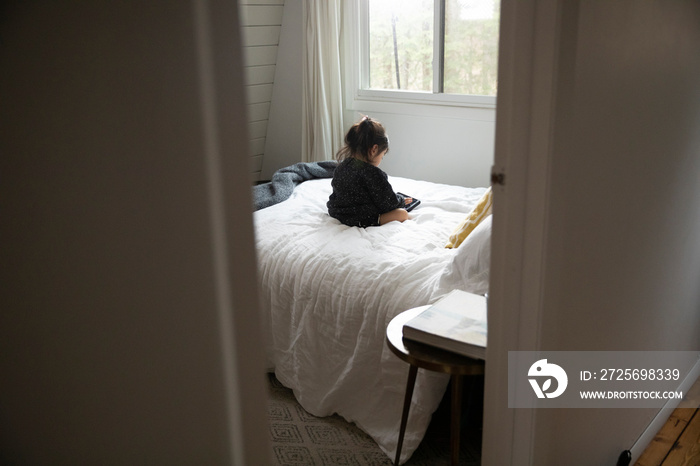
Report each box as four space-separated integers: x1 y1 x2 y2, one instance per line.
402 289 487 360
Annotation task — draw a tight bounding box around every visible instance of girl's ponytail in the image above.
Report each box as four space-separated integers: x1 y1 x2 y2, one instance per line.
335 116 389 162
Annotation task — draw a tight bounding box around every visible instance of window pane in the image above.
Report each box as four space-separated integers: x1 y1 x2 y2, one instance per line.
444 0 500 96
368 0 433 92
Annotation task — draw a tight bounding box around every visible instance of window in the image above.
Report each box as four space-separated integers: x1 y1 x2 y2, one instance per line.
355 0 499 109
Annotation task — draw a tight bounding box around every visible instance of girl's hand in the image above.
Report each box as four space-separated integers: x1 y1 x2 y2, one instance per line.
404 197 413 205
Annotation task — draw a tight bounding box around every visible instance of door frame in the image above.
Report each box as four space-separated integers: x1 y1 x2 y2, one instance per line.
482 1 568 463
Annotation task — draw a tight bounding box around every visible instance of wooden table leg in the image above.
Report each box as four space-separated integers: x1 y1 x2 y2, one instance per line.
395 364 418 466
451 374 463 466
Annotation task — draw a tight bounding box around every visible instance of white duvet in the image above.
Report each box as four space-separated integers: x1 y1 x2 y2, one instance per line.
254 176 491 463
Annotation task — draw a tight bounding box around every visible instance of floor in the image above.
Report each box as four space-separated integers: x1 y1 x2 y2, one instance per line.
634 375 700 466
267 372 483 465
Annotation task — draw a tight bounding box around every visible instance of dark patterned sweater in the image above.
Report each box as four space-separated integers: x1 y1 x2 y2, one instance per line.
327 157 405 228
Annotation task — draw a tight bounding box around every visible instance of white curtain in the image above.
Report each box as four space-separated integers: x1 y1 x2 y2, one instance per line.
301 0 345 162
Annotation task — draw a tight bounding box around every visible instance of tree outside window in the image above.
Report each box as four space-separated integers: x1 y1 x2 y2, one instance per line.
368 0 499 97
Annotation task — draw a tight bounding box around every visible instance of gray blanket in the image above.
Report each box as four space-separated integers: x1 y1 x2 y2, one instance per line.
253 161 337 211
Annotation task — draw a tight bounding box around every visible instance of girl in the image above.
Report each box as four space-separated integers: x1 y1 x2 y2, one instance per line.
327 116 412 227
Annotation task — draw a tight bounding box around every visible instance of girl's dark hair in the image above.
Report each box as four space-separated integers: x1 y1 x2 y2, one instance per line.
335 116 389 162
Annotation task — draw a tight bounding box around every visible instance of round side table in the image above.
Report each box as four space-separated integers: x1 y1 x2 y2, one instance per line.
386 306 485 466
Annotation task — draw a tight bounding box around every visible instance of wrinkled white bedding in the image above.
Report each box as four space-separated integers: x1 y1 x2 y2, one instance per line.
254 176 490 463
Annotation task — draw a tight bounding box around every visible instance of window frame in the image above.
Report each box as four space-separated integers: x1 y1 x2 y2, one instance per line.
348 0 497 113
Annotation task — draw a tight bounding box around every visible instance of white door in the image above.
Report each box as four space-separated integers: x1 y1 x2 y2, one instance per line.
481 1 563 464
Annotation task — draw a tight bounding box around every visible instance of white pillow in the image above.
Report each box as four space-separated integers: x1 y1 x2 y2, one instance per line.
437 215 492 296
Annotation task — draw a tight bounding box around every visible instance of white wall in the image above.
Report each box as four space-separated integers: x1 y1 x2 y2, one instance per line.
241 0 285 183
262 0 303 179
485 1 700 465
0 1 269 464
534 3 700 463
261 0 496 187
350 110 495 187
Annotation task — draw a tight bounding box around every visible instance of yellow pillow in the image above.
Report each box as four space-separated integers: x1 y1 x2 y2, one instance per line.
445 187 493 249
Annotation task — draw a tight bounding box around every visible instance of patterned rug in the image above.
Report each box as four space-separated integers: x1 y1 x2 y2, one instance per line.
267 373 482 465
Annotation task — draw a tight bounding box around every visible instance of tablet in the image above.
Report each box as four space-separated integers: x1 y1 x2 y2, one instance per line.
398 193 421 212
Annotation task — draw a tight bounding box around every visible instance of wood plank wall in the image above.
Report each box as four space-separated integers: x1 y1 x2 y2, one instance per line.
240 0 285 183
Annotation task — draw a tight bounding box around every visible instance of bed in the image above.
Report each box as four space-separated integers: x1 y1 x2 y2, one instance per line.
254 174 492 463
